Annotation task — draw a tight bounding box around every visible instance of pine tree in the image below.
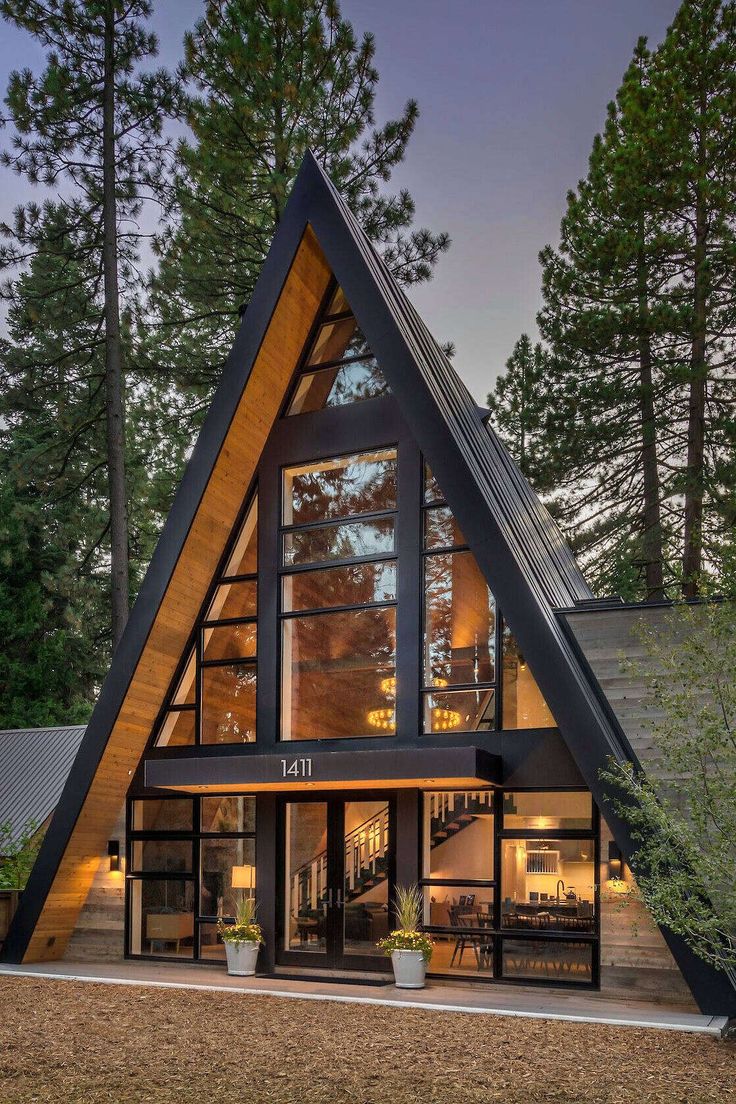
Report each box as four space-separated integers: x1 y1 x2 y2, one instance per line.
0 203 190 720
494 6 736 601
0 0 182 646
0 471 102 729
148 0 449 398
519 44 677 599
0 204 111 657
647 0 736 596
486 335 555 486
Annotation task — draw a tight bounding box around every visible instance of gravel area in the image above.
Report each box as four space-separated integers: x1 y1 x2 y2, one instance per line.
0 977 733 1103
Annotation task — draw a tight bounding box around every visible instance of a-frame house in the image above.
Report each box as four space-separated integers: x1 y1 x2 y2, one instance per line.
4 153 734 1016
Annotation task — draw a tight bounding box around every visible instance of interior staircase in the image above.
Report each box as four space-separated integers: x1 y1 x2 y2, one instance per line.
292 791 494 913
427 790 493 850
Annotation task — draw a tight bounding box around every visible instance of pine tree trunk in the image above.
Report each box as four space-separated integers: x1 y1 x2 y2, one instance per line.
636 243 665 600
682 112 708 600
102 2 130 648
519 362 527 476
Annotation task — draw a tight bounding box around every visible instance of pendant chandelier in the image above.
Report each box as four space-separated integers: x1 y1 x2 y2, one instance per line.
366 675 461 732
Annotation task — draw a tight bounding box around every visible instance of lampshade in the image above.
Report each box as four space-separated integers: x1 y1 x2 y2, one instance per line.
232 864 256 889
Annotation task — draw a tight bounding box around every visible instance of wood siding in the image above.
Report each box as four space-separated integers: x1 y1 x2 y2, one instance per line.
23 228 331 962
64 806 126 963
566 606 699 1006
599 818 696 1008
564 606 678 772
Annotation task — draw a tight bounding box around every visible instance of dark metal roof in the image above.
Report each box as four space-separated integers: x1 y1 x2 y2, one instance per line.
0 726 86 847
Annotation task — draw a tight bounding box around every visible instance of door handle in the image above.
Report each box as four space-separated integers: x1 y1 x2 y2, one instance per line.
322 887 333 914
335 888 344 909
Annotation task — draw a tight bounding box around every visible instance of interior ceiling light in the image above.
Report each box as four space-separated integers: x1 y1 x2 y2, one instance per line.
367 675 461 731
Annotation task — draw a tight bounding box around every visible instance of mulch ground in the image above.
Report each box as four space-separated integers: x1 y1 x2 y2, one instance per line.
0 977 733 1104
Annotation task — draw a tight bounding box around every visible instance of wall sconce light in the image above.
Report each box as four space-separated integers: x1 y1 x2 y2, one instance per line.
608 841 623 881
108 839 120 873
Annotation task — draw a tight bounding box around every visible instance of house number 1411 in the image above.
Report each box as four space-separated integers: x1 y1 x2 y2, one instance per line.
280 757 313 778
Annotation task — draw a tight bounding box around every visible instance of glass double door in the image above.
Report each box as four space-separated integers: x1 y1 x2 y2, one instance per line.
281 795 394 970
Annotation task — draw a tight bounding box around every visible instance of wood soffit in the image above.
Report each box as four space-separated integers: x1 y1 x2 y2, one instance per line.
21 226 331 961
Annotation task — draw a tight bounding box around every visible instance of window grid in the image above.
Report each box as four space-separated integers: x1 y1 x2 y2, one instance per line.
282 279 389 416
126 795 256 963
419 788 600 987
421 464 501 733
279 447 399 741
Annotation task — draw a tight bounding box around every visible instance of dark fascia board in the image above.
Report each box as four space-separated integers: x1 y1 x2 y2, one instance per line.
144 746 500 791
6 152 735 1015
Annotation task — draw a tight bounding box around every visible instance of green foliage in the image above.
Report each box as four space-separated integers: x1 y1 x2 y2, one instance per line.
0 0 185 649
492 0 736 601
0 4 194 712
393 882 422 931
0 1 182 268
0 204 190 722
0 2 446 724
217 895 262 943
377 883 435 960
0 476 100 728
486 335 556 487
601 601 736 972
148 0 449 397
0 819 43 889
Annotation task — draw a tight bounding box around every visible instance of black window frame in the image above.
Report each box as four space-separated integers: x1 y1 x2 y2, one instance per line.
281 278 389 417
420 471 501 734
278 444 400 742
125 793 257 963
418 788 600 989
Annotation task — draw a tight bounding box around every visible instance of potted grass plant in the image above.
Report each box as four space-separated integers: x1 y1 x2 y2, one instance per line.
377 884 433 989
218 897 262 976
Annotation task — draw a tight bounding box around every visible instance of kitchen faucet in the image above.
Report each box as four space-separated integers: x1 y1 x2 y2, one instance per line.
556 879 565 904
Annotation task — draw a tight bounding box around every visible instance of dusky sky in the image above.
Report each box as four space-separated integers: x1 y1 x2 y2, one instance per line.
0 0 680 399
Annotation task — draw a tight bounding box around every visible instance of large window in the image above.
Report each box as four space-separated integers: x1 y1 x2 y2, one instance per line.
502 626 554 729
285 284 389 415
499 791 597 983
148 386 558 758
152 496 259 747
420 789 599 984
127 795 256 962
282 449 397 528
280 449 398 740
421 791 495 976
422 465 554 734
422 468 497 734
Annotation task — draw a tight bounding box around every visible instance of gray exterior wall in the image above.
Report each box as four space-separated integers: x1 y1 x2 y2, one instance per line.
598 817 695 1007
563 604 705 1007
562 605 681 773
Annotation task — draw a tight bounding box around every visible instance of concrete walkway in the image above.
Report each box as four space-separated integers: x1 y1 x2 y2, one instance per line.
0 959 729 1036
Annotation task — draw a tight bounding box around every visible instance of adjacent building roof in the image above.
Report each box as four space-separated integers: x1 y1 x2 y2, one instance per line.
0 727 86 848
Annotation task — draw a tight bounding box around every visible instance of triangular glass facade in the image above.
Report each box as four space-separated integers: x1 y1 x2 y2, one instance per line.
284 284 389 414
151 283 552 750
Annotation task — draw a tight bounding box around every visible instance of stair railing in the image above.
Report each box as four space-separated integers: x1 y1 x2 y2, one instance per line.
428 789 493 825
345 805 389 893
292 804 390 910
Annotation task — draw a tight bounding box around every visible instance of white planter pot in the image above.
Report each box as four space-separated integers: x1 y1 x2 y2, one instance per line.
224 940 260 976
391 949 427 989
